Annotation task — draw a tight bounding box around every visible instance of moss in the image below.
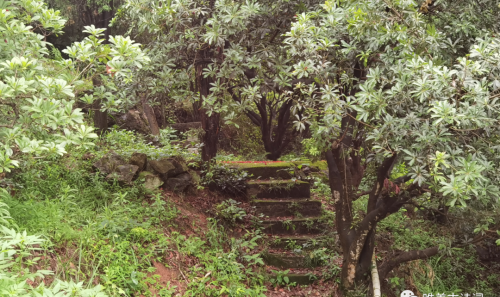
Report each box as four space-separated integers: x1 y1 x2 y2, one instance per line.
310 160 328 171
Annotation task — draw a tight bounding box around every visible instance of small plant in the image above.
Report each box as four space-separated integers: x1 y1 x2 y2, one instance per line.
270 269 297 287
282 219 295 231
304 218 316 231
215 199 247 225
150 192 179 224
286 239 304 253
311 177 331 197
159 127 179 144
388 276 405 296
306 247 331 267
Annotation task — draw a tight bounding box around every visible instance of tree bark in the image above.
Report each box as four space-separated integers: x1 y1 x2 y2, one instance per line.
190 80 201 121
196 46 219 161
159 95 166 128
92 76 107 135
141 96 160 136
93 102 108 136
378 246 439 280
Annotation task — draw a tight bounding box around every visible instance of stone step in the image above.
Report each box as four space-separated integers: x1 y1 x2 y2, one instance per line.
263 251 323 269
252 199 321 217
229 163 294 179
247 180 310 199
263 217 323 235
267 272 320 286
268 235 328 250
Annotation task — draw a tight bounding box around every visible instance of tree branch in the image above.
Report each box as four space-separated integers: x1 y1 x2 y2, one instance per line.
378 246 439 280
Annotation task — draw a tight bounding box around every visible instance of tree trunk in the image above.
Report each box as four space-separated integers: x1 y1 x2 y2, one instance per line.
328 142 440 291
91 3 114 135
93 100 108 136
92 76 107 135
141 97 160 136
158 95 166 128
196 46 219 161
325 105 440 293
190 80 201 121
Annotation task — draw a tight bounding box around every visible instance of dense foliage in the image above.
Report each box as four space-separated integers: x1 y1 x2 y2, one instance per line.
281 0 500 289
0 0 148 173
1 0 500 296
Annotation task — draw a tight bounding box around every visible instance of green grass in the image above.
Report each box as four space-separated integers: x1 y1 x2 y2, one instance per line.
0 139 268 296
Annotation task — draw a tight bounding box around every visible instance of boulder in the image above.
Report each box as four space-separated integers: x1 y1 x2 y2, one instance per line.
93 152 127 175
190 171 201 185
139 171 163 191
165 173 192 192
171 159 189 175
129 152 147 172
149 159 177 176
106 164 139 183
116 110 150 134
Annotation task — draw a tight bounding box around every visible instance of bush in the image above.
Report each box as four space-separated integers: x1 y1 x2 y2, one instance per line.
215 199 247 225
201 163 249 196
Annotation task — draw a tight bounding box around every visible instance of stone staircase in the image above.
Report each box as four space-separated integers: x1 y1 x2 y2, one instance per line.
230 162 328 285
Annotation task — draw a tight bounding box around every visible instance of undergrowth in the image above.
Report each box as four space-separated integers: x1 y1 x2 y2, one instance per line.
0 139 267 296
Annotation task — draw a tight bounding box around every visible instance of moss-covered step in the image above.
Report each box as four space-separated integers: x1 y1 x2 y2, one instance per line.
247 180 310 199
262 251 323 269
268 235 329 250
262 217 323 235
267 272 320 285
252 199 321 217
228 162 294 179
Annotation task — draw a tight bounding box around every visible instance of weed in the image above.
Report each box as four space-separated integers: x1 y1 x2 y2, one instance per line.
270 269 297 287
215 199 247 225
304 218 315 231
282 219 295 231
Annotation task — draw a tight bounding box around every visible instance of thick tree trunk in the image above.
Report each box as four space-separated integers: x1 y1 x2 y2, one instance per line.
196 46 219 161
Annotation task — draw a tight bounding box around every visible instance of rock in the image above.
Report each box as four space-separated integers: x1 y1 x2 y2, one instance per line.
139 171 163 191
116 110 150 134
149 159 177 176
171 159 189 175
190 171 201 185
106 164 139 183
170 122 201 133
129 152 147 171
165 173 192 192
93 152 127 175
